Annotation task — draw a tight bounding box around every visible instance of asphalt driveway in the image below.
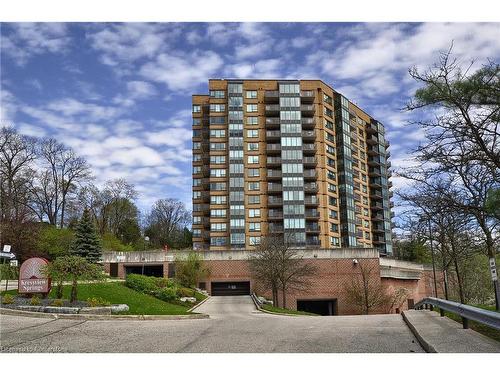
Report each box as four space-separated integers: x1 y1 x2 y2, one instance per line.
0 296 424 353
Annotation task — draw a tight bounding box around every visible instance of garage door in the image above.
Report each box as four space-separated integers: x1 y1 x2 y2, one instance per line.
211 281 250 296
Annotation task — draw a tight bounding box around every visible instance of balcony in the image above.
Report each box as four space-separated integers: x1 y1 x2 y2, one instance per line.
304 183 318 193
385 140 390 149
302 130 316 140
268 223 284 232
373 237 386 244
306 223 320 233
301 118 315 129
371 202 384 210
367 146 380 156
267 183 283 193
268 210 283 220
372 225 385 233
305 209 320 219
267 157 282 166
303 169 317 180
266 130 281 140
366 123 378 134
304 196 319 206
306 238 321 248
267 169 282 180
264 90 279 103
368 168 382 177
268 196 283 206
265 104 280 115
303 157 317 166
302 143 316 154
372 214 384 221
266 143 281 154
265 117 280 127
300 104 315 116
370 190 383 200
300 90 315 103
370 178 382 188
367 135 379 145
368 156 383 167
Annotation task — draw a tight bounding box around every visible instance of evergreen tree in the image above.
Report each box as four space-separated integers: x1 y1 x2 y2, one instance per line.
71 209 102 263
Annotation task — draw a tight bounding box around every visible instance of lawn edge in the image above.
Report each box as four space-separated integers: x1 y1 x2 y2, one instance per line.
250 293 309 317
187 295 210 312
401 310 436 353
0 307 209 320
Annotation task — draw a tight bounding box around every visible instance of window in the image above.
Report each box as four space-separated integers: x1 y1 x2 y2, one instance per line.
230 191 244 202
280 111 301 120
229 96 243 108
281 137 302 147
193 216 201 224
193 229 201 238
230 219 245 228
327 171 336 180
193 118 201 126
229 137 243 147
211 223 227 231
249 222 261 232
330 237 340 247
246 117 258 125
229 150 243 159
230 177 244 188
230 233 245 245
193 178 201 187
248 195 260 204
280 123 301 133
247 129 258 138
283 190 303 201
228 111 243 120
329 209 338 219
193 154 201 162
247 155 259 164
229 164 244 174
279 83 300 94
210 104 226 112
210 129 226 138
247 168 260 177
282 163 303 174
210 183 226 191
193 142 201 150
210 169 226 178
284 204 304 215
246 90 257 99
210 209 226 218
192 105 201 113
210 143 226 150
284 218 305 229
324 107 333 118
210 90 225 98
230 205 244 216
229 123 243 131
324 119 334 130
248 182 260 191
283 176 304 187
210 237 227 246
193 191 201 199
210 155 226 164
323 93 333 105
210 196 227 205
328 183 337 193
330 223 338 232
247 142 259 151
249 236 261 245
210 116 225 125
279 97 300 107
193 166 201 174
228 83 243 94
249 209 261 218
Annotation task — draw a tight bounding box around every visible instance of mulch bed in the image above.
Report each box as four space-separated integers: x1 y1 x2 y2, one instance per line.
1 295 89 309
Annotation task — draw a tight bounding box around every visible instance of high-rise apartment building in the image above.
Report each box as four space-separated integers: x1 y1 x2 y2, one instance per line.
192 80 393 255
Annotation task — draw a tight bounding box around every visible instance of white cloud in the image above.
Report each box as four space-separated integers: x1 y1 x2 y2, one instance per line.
140 51 223 91
1 23 70 65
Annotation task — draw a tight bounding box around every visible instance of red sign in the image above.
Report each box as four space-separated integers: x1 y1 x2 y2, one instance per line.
18 257 51 294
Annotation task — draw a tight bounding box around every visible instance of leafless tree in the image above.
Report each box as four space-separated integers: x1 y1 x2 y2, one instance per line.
145 198 191 248
344 261 390 315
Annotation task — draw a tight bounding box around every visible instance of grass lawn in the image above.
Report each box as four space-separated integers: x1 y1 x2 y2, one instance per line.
2 282 199 315
260 303 318 316
440 304 500 343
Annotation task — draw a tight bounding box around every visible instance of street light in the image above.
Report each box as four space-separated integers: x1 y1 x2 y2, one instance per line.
142 236 150 275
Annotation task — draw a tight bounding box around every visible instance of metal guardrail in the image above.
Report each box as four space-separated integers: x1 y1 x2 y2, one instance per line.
414 297 500 330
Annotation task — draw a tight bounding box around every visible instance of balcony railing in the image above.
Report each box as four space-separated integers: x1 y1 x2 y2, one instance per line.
265 104 280 114
266 130 281 139
267 157 282 165
267 184 283 192
302 130 316 139
303 157 317 166
268 196 283 206
303 169 317 179
306 224 320 232
302 143 316 154
304 196 319 205
268 224 284 232
266 144 281 153
264 90 279 103
300 91 315 102
304 183 318 193
267 170 282 179
305 210 320 219
266 117 280 126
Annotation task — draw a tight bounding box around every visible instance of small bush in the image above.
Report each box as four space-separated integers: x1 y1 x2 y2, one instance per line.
125 274 160 293
1 294 14 304
51 299 64 307
30 295 41 306
87 297 111 307
155 287 178 302
178 287 195 298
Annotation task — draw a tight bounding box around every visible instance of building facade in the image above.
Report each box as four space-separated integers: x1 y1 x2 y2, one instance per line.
192 79 393 255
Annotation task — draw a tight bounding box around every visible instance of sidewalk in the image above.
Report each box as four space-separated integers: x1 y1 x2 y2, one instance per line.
402 309 500 353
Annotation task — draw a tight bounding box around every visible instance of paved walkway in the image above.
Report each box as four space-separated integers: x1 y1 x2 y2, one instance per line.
403 310 500 353
0 296 423 353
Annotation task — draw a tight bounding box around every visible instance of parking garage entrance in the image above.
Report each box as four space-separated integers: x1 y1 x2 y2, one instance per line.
297 299 338 316
124 264 164 277
211 281 250 296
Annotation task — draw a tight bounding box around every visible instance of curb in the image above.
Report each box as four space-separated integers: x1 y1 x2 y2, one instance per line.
250 293 307 317
0 307 209 321
401 310 437 353
187 295 210 312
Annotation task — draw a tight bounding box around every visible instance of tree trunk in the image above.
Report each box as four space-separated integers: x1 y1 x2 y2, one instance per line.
56 281 63 299
282 286 286 309
453 257 465 304
70 278 78 303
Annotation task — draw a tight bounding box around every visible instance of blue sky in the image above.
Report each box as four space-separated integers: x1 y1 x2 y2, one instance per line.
1 22 499 213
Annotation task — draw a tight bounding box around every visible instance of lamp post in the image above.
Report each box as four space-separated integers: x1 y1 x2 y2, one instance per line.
142 236 150 276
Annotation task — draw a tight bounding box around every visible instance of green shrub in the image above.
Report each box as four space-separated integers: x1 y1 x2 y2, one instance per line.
30 295 41 306
154 287 178 302
1 294 14 304
178 287 195 298
125 274 158 293
51 299 64 307
87 297 111 307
